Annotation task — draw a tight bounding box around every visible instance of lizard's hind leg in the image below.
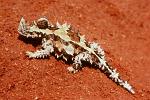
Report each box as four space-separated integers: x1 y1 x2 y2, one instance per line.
89 42 105 60
26 38 54 58
67 51 93 73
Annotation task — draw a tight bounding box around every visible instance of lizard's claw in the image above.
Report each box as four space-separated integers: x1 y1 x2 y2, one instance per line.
67 66 78 73
26 51 34 58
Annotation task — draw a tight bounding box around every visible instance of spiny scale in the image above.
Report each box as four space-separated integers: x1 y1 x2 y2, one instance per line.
18 17 135 94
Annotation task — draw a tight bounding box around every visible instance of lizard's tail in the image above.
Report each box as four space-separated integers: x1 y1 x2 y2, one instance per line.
97 59 135 94
89 42 135 94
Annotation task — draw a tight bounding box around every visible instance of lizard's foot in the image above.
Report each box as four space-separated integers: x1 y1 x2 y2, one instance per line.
26 50 50 58
67 66 78 73
26 39 54 59
67 63 81 73
26 51 34 58
68 51 93 73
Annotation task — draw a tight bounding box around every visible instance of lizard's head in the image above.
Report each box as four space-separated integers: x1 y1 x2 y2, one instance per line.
18 17 51 38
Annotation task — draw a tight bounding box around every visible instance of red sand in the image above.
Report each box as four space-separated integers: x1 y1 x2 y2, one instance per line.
0 0 150 99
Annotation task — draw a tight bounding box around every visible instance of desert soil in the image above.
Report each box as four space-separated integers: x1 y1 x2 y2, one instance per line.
0 0 150 100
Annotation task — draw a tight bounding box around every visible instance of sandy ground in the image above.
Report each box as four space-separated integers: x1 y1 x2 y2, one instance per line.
0 0 150 99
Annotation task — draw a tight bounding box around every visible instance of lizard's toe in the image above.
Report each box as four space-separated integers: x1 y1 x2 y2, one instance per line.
26 51 34 58
67 66 78 73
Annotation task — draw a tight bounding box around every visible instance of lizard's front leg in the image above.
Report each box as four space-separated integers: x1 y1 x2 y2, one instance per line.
67 51 93 73
26 38 54 58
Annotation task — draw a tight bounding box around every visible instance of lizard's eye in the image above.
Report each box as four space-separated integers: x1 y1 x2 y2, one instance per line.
63 41 69 46
37 18 49 29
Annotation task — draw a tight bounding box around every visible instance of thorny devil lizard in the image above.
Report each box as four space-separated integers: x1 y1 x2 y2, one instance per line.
18 17 135 94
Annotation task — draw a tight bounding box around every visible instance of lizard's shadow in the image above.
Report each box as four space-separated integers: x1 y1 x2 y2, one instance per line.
82 61 100 70
18 35 42 47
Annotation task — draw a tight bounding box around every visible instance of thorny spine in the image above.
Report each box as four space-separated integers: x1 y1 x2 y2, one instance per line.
18 17 135 94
